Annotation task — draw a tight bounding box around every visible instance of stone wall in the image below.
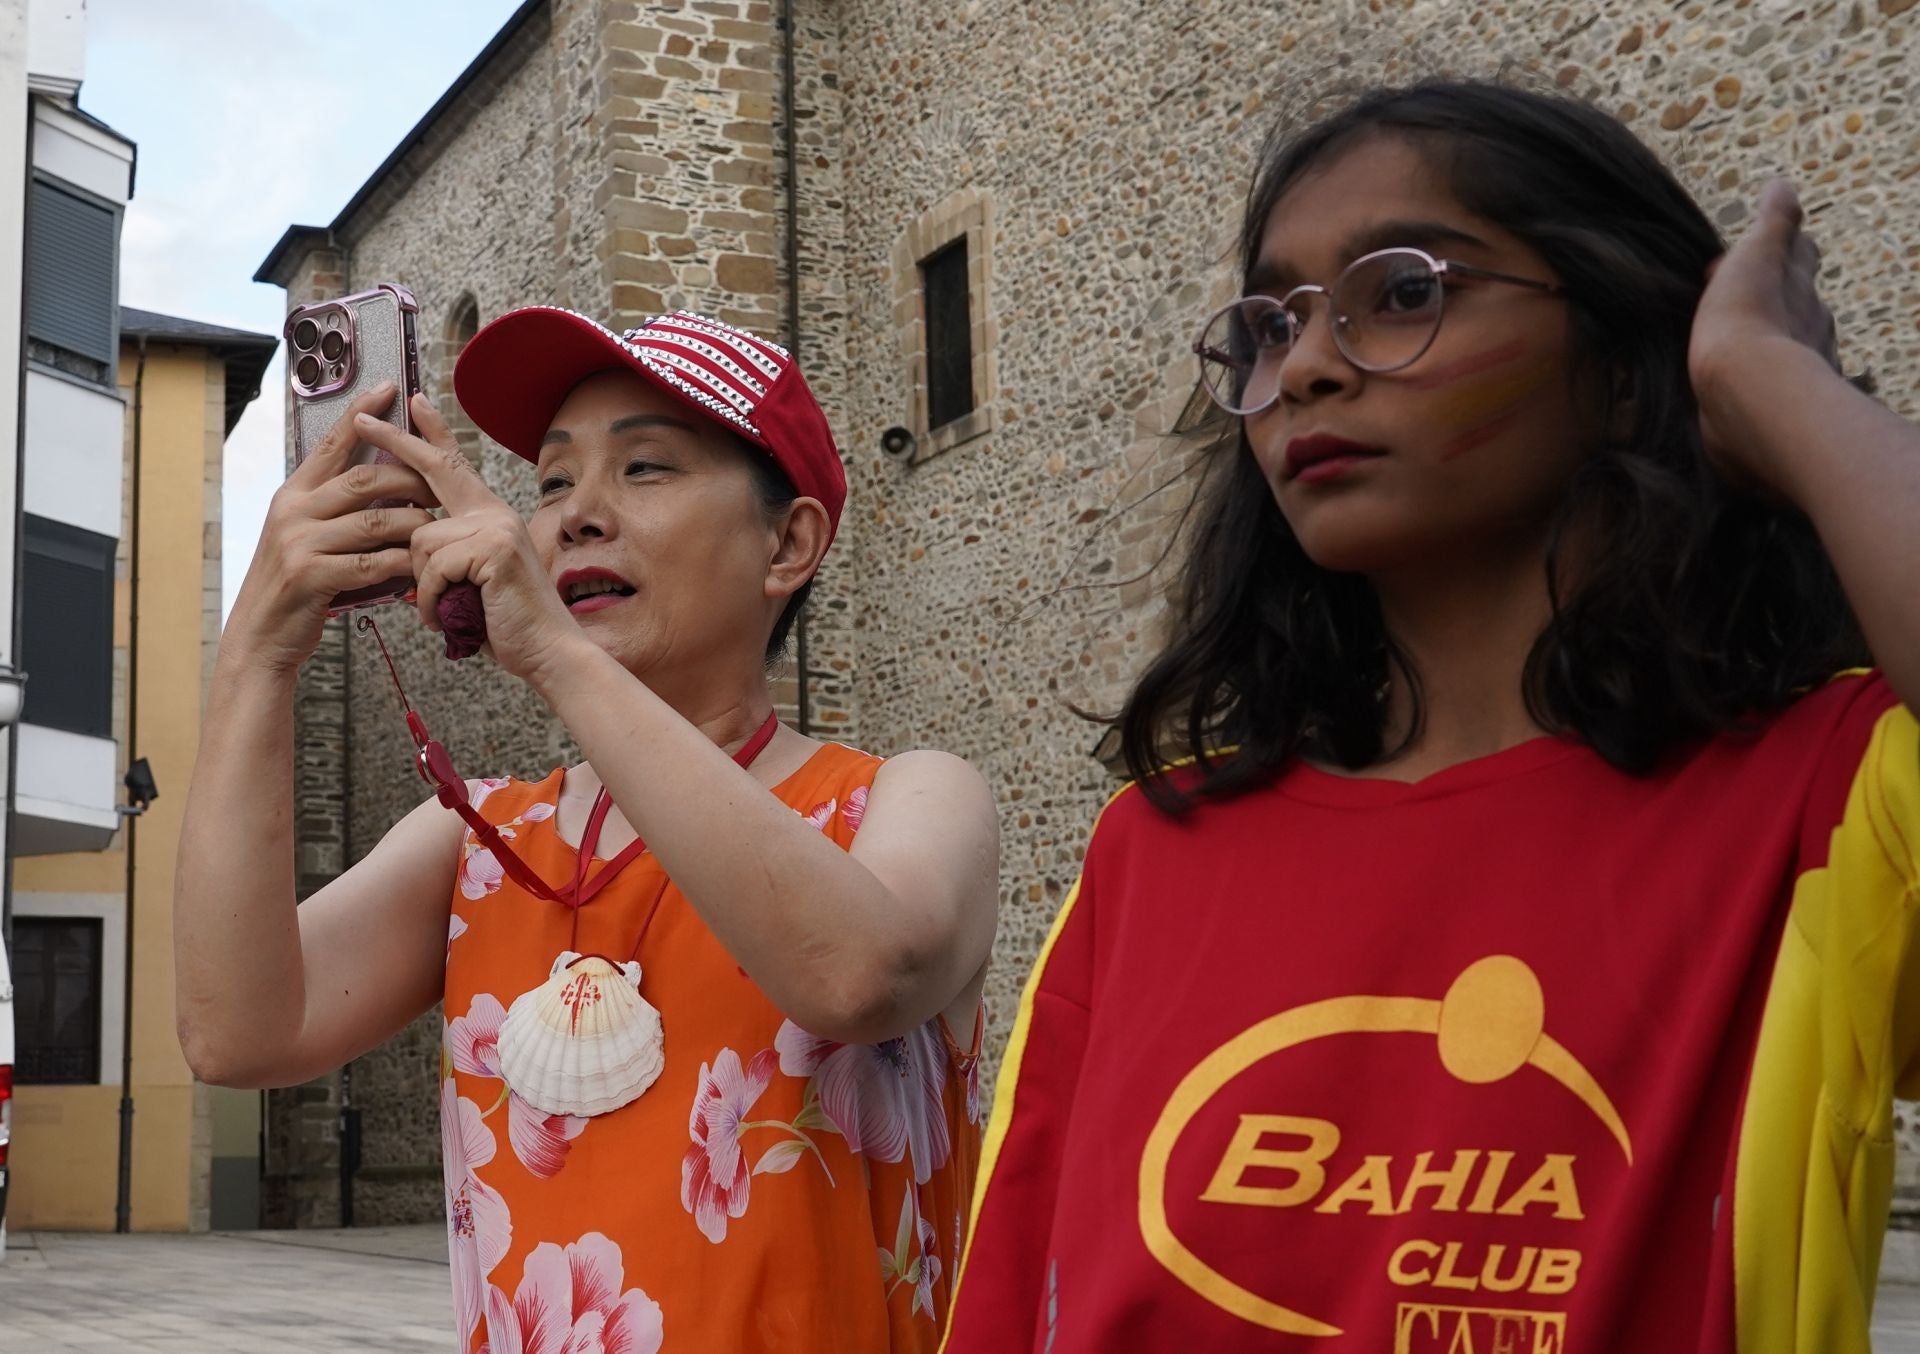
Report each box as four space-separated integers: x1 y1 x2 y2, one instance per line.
341 14 566 859
269 0 1920 1227
333 16 565 1226
786 0 858 741
260 241 353 1230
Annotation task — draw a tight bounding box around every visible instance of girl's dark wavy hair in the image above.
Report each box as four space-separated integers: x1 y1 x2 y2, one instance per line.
1120 79 1866 814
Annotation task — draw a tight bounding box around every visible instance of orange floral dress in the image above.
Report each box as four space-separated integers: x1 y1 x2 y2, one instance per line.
439 742 982 1353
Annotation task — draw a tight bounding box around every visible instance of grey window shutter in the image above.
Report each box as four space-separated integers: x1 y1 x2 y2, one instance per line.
22 514 116 738
27 179 118 367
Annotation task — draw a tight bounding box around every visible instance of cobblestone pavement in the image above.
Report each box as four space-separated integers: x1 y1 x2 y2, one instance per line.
1 1226 1918 1350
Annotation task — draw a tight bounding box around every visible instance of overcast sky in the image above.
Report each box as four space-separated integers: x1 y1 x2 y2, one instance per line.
82 0 526 616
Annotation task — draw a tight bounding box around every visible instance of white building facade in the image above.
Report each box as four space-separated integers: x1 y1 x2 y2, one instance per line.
0 0 136 1249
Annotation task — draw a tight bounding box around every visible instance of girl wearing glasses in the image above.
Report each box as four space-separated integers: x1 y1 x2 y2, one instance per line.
942 81 1919 1351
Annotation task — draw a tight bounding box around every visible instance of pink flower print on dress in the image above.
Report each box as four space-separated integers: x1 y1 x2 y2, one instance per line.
506 1097 588 1181
447 995 588 1181
959 1046 981 1125
680 1048 777 1243
842 785 869 831
911 1212 943 1317
481 1230 663 1354
448 913 470 958
460 845 505 900
443 1079 512 1349
774 1020 952 1185
801 798 837 832
448 994 508 1079
877 1193 944 1321
468 777 514 811
459 800 555 900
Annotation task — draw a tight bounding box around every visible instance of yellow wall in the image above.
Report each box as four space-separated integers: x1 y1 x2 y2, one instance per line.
7 1085 198 1230
11 344 222 1232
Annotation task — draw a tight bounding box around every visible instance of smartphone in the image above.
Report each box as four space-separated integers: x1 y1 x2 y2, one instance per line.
286 282 424 613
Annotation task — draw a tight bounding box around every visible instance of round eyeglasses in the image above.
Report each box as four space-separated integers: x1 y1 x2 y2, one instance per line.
1192 247 1562 417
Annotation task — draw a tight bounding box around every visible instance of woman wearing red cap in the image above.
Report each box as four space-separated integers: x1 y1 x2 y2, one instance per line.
176 309 998 1353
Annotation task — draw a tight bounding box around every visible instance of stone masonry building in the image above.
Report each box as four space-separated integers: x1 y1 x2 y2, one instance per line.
252 0 1920 1239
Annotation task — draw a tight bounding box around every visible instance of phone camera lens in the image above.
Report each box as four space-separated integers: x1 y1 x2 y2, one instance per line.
320 331 346 361
296 354 321 387
293 319 318 350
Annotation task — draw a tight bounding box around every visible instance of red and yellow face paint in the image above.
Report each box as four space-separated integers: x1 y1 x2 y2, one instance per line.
1402 338 1566 460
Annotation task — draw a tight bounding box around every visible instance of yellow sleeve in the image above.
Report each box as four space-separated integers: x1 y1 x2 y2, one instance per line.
1854 707 1920 1098
1732 698 1920 1354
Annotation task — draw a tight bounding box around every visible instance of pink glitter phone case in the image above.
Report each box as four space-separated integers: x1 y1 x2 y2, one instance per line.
286 283 423 613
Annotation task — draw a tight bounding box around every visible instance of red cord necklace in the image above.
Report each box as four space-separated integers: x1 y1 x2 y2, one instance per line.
558 708 780 961
359 614 781 1119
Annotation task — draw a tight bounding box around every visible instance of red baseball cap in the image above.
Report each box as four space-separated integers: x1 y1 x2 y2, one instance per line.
453 307 847 543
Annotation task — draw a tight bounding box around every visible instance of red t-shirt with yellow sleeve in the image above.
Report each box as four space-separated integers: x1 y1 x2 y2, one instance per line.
942 672 1919 1353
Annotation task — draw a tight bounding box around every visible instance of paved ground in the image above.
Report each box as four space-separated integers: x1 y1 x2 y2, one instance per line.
0 1229 451 1352
1 1225 1919 1350
1886 1285 1920 1352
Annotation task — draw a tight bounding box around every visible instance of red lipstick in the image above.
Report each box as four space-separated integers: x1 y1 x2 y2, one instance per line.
556 566 636 615
1283 434 1387 483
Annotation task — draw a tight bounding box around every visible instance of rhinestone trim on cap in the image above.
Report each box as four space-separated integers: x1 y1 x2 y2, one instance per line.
642 329 770 399
643 311 789 378
640 346 760 420
513 305 767 439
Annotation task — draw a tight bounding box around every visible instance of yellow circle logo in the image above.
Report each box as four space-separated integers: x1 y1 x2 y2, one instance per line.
1136 956 1631 1336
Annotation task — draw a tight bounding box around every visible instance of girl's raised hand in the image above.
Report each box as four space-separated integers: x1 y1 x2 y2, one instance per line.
1691 178 1843 496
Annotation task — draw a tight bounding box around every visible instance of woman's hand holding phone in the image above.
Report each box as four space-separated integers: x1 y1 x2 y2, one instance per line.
227 382 441 673
352 392 584 690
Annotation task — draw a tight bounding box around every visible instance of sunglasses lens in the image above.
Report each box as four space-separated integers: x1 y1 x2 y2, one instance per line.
1334 251 1443 371
1197 299 1290 415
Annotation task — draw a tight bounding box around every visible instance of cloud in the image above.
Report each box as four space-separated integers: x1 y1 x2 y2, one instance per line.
82 0 527 615
222 356 285 618
98 8 383 315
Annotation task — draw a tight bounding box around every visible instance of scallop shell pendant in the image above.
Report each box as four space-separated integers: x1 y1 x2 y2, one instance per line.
496 950 665 1118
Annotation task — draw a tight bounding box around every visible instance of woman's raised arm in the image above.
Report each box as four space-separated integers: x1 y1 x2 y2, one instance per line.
174 385 458 1088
